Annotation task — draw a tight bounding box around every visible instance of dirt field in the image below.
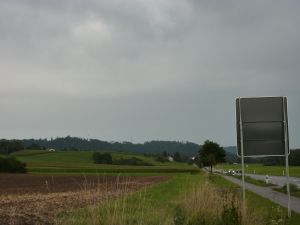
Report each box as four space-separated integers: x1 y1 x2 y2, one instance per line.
0 174 169 225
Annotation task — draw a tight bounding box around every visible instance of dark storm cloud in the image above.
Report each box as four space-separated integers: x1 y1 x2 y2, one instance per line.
0 0 299 147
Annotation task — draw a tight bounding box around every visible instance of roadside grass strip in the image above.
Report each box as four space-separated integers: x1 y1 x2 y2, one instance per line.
273 184 300 198
225 174 276 187
57 173 300 225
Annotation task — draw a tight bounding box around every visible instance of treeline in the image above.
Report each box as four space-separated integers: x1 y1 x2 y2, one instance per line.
18 136 200 157
1 137 299 165
144 151 193 164
0 140 24 153
92 152 153 166
92 151 189 166
239 149 300 166
0 139 48 154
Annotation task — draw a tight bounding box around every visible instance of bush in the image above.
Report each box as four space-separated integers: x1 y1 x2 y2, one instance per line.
187 212 220 225
0 156 26 173
155 156 168 163
174 205 187 225
279 183 300 193
92 153 153 166
173 152 182 162
92 152 113 164
221 202 241 225
113 157 153 166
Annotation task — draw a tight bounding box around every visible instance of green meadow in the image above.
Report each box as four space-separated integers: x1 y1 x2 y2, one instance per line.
8 150 300 224
57 173 300 225
12 150 199 174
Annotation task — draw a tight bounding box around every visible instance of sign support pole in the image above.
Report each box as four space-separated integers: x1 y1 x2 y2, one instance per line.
238 98 246 210
283 97 291 218
285 152 291 218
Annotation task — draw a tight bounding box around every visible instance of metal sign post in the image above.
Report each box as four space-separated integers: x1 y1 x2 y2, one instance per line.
283 97 291 218
236 96 291 218
238 98 246 210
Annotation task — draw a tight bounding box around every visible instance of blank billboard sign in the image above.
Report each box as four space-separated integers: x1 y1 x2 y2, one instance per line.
236 97 289 157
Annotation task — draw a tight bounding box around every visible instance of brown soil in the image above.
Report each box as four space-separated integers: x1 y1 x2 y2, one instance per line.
0 174 169 225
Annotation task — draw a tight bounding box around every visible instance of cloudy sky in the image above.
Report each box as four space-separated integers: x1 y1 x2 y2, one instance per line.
1 0 299 147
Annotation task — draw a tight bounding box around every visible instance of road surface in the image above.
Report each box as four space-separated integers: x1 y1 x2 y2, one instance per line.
246 174 300 188
222 175 300 214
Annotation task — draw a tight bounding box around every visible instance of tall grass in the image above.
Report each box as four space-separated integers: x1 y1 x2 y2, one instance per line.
176 180 266 225
56 175 175 225
56 174 278 225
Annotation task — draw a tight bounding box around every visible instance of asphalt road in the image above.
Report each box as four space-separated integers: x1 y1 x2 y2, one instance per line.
245 174 300 188
223 175 300 214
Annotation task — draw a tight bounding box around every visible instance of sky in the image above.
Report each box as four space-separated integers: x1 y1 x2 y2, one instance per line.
0 0 299 147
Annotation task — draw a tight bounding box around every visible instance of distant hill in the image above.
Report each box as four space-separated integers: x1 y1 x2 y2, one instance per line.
20 137 199 157
224 146 237 155
1 137 239 160
223 146 239 163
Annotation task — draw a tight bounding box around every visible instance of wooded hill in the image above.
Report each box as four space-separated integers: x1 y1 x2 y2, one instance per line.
1 137 200 157
1 137 298 165
0 136 236 158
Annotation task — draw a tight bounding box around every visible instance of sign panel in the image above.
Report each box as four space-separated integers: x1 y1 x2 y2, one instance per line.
236 97 289 157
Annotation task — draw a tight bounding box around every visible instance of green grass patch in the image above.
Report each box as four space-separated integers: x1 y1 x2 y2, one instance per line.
26 166 199 174
10 150 50 157
57 173 204 225
273 184 300 198
211 174 300 225
12 150 199 174
226 175 275 187
57 172 300 225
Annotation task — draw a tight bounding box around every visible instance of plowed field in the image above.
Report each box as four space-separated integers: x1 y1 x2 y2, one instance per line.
0 174 168 225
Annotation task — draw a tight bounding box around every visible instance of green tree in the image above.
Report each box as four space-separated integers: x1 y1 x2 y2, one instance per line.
173 152 182 162
92 152 113 164
0 156 27 173
197 140 226 173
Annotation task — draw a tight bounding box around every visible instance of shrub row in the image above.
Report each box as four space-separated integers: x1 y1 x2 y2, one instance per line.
92 152 153 166
0 156 27 173
113 157 153 166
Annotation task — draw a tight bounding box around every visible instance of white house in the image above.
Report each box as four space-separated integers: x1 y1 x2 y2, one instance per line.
168 156 174 162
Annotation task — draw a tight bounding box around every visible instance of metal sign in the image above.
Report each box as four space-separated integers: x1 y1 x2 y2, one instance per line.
236 96 289 157
235 96 291 218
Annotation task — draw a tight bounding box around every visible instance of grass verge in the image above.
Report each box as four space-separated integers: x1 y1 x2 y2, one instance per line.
225 174 275 187
273 184 300 198
56 173 300 225
56 173 204 225
211 175 300 225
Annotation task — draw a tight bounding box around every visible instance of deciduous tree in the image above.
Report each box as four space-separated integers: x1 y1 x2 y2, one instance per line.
198 140 226 173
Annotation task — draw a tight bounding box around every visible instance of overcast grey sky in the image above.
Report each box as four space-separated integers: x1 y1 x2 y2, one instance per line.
1 0 299 147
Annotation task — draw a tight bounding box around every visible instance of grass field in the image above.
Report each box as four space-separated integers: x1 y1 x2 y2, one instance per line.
215 163 300 177
11 150 199 174
4 150 300 224
57 173 201 225
57 172 300 225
